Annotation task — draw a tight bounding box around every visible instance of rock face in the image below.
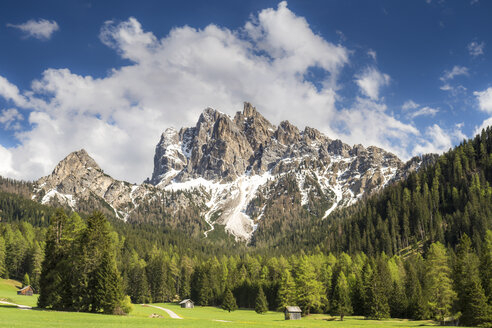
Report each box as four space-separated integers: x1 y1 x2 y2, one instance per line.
148 102 405 240
33 102 428 242
33 149 150 220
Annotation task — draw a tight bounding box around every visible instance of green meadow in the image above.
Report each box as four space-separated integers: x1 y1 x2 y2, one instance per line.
0 279 442 328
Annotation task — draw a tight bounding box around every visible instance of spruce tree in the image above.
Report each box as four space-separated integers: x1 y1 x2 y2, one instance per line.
0 236 6 278
425 242 456 325
222 287 237 312
454 234 488 326
366 259 390 320
38 209 70 309
255 286 268 314
389 280 407 319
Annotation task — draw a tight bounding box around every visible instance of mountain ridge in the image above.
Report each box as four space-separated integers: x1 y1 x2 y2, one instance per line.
31 102 428 242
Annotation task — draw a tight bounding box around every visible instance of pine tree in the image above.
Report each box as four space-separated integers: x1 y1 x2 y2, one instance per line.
255 286 268 314
222 287 237 312
332 272 351 321
425 242 456 325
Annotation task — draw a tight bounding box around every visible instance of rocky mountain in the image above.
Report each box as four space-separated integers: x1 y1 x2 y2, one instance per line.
32 102 427 242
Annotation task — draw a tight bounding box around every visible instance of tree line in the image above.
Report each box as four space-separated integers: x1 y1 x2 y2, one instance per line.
1 209 491 325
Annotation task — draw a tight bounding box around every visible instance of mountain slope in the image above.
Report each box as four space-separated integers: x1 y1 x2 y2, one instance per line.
279 126 492 255
32 102 422 242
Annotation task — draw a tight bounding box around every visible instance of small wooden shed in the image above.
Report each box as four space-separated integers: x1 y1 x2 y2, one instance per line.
17 285 34 296
284 306 302 320
179 299 194 308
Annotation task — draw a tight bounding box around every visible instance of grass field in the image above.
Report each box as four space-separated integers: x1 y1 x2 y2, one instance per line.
0 279 442 327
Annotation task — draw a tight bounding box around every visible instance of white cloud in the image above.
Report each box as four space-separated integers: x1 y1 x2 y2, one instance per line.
336 97 419 159
413 124 455 154
0 108 23 130
402 100 419 110
468 41 485 57
355 67 390 100
7 19 59 40
0 76 28 106
409 106 439 119
474 117 492 136
0 2 422 182
440 65 469 82
474 87 492 113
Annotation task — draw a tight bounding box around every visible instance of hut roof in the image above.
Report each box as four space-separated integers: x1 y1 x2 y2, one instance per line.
19 286 32 292
285 306 302 313
179 299 193 304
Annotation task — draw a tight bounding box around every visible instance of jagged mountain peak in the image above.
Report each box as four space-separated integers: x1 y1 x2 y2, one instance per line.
33 102 420 243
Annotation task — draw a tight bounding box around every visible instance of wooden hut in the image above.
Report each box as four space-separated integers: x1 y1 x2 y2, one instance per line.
284 306 302 320
179 299 194 308
17 286 34 296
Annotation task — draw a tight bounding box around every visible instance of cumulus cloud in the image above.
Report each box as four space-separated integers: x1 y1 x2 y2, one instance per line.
474 87 492 113
355 67 390 100
468 41 485 57
7 19 59 40
413 124 456 154
0 2 419 182
474 117 492 136
0 108 23 130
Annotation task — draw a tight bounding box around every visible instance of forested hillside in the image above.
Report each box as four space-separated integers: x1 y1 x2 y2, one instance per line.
0 127 491 325
273 126 492 256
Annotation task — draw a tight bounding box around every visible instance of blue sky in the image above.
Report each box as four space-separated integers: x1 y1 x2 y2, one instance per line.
0 0 491 183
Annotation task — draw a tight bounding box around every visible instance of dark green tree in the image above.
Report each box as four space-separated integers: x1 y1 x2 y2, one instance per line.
255 286 268 314
0 236 6 278
222 287 237 312
454 234 488 326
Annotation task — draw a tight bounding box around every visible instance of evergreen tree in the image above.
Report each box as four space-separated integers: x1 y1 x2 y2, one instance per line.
388 280 407 319
22 273 30 287
222 287 237 312
0 236 6 278
454 234 489 326
366 259 390 320
255 286 268 314
38 209 70 309
405 260 426 319
88 252 123 314
425 242 456 325
332 272 351 321
81 212 126 314
480 230 492 305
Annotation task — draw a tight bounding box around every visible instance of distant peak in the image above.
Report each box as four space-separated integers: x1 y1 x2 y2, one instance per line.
55 149 100 173
243 102 258 117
